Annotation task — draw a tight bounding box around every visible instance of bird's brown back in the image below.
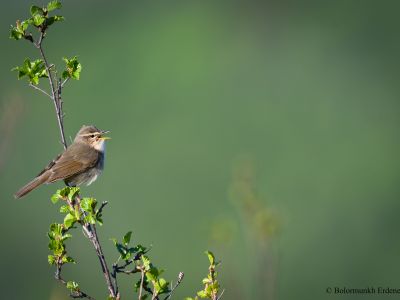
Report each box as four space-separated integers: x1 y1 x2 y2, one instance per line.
44 142 101 183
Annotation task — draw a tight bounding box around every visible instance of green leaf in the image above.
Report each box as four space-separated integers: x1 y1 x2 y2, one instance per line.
48 239 57 251
10 19 31 40
30 5 43 16
205 251 215 265
11 66 25 78
61 233 72 241
62 256 76 264
115 242 128 259
134 244 147 254
96 216 103 226
84 214 96 224
59 205 70 213
59 187 70 198
122 251 131 261
67 187 80 201
80 197 95 212
62 56 82 80
21 20 29 31
123 231 132 246
146 266 164 283
205 283 213 294
12 58 48 85
197 290 208 298
31 76 39 85
17 69 28 79
32 14 46 26
210 281 220 291
10 27 23 40
45 15 64 26
66 281 79 291
142 255 151 270
48 239 65 256
154 278 168 294
202 277 212 284
49 223 63 236
48 255 55 265
64 213 76 229
51 193 60 204
47 0 62 11
146 269 156 282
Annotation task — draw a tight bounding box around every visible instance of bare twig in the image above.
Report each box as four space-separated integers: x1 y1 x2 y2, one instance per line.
112 259 127 296
116 262 140 275
35 31 67 149
55 261 96 300
151 290 158 300
29 83 52 98
120 269 140 275
111 263 119 297
140 284 159 300
57 77 64 129
216 289 225 300
138 267 145 300
112 258 141 296
75 194 116 298
163 272 184 300
61 77 70 89
97 201 108 216
90 223 116 297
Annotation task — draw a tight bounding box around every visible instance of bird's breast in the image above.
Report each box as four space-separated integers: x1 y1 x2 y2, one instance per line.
94 139 106 152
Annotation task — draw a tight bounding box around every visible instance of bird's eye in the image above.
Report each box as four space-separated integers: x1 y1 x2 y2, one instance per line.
90 134 95 138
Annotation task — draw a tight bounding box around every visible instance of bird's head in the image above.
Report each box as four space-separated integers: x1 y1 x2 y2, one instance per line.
74 125 110 151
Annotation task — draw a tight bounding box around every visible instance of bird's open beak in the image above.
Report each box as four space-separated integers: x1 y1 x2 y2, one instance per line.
99 130 111 140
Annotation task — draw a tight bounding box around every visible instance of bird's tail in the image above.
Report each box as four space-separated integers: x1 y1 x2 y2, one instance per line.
14 174 48 199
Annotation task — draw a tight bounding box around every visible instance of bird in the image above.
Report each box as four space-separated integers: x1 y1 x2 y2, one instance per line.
14 125 110 199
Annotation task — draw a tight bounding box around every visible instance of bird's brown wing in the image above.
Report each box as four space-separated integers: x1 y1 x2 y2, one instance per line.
46 143 100 183
36 153 62 177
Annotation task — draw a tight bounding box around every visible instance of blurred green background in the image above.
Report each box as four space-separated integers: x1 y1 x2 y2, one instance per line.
1 0 400 299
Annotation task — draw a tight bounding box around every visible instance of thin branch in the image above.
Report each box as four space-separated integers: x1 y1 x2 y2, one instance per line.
75 194 116 298
97 201 108 216
55 262 96 300
118 268 140 275
111 263 119 297
29 83 52 98
112 258 138 295
116 259 133 270
216 289 225 300
61 77 70 89
37 29 44 45
112 261 123 295
90 222 116 297
151 289 158 300
36 31 67 149
138 268 145 300
163 272 184 300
